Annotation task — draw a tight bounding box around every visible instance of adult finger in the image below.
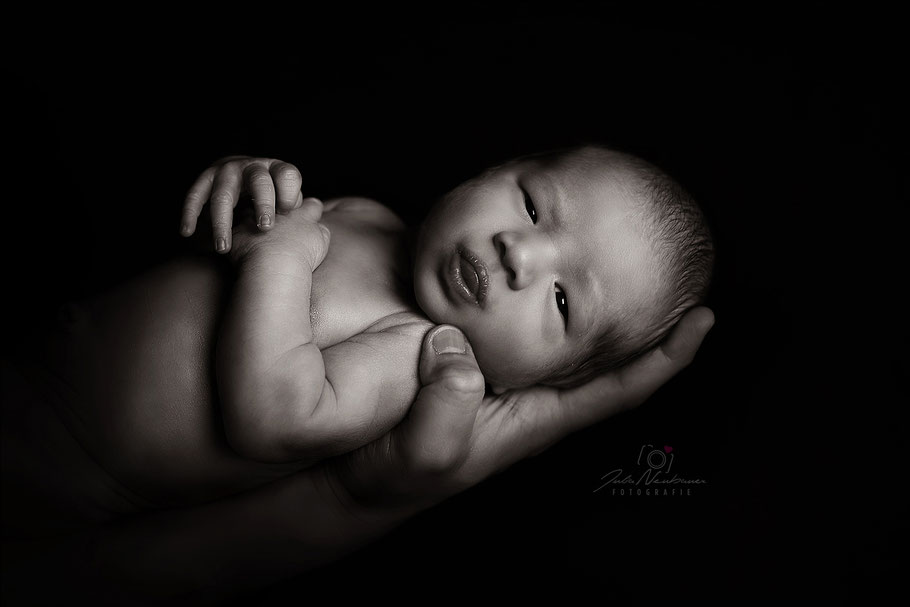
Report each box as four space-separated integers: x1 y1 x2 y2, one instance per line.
269 161 303 214
242 163 276 231
209 165 243 253
557 306 715 434
391 325 486 475
181 167 215 236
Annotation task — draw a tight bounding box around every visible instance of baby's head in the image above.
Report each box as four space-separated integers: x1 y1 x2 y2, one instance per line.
412 144 713 392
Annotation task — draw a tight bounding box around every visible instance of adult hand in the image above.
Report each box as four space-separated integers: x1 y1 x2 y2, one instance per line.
334 306 715 509
0 307 714 606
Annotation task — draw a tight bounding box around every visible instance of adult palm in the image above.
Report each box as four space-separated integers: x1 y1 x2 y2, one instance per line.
336 306 715 507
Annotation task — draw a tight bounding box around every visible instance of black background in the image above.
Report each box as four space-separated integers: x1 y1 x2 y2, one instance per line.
4 3 906 604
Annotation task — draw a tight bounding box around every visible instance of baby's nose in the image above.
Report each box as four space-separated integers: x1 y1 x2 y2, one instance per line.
493 230 552 291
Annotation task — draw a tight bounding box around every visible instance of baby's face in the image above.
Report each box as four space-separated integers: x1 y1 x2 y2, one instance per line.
413 149 659 391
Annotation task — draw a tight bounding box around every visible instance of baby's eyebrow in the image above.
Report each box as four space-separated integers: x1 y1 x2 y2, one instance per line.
541 174 568 230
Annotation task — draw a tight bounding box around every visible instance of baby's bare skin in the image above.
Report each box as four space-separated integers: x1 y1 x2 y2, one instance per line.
2 199 430 531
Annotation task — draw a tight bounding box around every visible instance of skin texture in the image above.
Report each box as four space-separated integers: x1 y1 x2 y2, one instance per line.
3 158 715 602
2 305 715 606
181 150 667 395
413 147 660 392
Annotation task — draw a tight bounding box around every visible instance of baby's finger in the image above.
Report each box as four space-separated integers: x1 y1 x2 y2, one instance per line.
242 163 276 231
269 161 303 213
297 197 324 223
312 223 331 267
181 167 215 236
209 165 243 253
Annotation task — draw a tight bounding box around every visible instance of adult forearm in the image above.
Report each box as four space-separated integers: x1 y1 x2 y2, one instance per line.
2 463 422 606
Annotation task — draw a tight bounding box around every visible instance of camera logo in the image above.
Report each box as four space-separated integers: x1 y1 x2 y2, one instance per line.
593 443 705 496
638 444 674 474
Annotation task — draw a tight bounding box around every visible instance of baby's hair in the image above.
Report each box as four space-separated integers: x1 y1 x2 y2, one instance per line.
533 143 714 389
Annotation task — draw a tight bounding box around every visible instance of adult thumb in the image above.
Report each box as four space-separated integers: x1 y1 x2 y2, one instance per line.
395 325 486 473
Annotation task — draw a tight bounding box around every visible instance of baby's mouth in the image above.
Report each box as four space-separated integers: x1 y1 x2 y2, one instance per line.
450 247 489 307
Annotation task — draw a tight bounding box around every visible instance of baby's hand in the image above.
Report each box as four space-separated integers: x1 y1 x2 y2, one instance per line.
180 156 309 254
228 198 330 271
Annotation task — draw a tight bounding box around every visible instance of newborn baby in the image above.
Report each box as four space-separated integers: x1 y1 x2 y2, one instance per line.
2 144 712 526
182 144 714 463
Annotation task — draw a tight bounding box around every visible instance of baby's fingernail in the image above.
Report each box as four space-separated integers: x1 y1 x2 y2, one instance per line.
257 214 271 228
431 326 466 355
180 224 192 236
319 224 330 240
216 237 227 252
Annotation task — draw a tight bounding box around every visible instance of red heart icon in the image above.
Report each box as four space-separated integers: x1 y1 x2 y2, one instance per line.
664 445 673 453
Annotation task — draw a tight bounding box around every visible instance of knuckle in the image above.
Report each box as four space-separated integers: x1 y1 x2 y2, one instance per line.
223 158 246 169
277 165 301 185
248 173 275 195
435 366 486 398
217 165 242 182
210 191 234 207
301 196 323 209
183 193 202 208
409 443 463 475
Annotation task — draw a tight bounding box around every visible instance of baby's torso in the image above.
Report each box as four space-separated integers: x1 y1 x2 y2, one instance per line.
25 198 427 517
310 198 421 348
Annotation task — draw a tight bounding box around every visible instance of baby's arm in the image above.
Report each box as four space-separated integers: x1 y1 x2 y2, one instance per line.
221 224 430 463
222 236 429 463
183 158 431 463
216 198 336 462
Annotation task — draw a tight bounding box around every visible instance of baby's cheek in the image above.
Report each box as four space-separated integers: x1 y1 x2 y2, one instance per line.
468 330 544 389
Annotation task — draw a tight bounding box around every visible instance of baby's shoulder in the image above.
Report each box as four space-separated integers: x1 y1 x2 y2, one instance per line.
323 196 406 230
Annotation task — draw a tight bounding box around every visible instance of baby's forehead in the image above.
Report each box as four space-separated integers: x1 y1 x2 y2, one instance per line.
528 144 634 179
520 148 642 213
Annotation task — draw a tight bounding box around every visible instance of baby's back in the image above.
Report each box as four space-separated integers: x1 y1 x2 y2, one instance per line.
4 198 428 529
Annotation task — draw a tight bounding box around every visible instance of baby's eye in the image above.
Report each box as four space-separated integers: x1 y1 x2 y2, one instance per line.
523 189 538 224
555 284 569 326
